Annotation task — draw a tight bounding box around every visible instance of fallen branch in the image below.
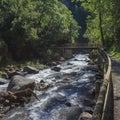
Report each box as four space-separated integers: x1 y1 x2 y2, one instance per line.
0 88 39 107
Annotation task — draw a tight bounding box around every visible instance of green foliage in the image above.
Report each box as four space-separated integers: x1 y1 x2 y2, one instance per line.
0 0 79 62
108 47 120 60
0 40 8 62
73 0 120 48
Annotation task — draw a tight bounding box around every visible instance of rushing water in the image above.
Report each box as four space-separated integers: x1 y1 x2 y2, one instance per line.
0 53 98 120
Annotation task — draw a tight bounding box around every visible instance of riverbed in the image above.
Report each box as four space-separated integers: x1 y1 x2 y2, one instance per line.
0 52 99 120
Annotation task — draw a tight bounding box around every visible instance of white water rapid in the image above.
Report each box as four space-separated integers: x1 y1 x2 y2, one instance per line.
0 53 98 120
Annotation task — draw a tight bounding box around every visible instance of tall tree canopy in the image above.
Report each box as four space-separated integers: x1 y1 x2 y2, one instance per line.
73 0 120 48
60 0 89 43
0 0 79 62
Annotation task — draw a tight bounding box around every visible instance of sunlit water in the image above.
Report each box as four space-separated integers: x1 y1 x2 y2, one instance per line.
0 53 97 120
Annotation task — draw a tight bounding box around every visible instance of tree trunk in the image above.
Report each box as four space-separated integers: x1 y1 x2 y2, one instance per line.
98 0 105 47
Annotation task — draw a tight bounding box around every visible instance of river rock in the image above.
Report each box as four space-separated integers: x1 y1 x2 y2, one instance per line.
85 58 91 62
74 58 79 61
53 106 82 120
7 71 25 79
43 94 67 110
51 66 61 72
23 66 39 74
67 62 73 65
69 72 77 76
83 98 95 107
63 77 71 81
95 73 103 79
55 75 61 79
0 78 8 85
52 61 58 66
47 62 57 66
82 65 98 72
7 75 35 92
60 57 65 61
2 72 9 79
82 107 93 114
65 101 72 107
79 112 92 120
1 107 31 120
36 82 50 91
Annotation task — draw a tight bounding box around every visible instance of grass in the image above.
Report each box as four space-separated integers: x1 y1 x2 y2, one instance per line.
18 60 46 69
108 47 120 60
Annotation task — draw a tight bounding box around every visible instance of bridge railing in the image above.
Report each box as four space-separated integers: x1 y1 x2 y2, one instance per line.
92 49 112 120
61 43 102 48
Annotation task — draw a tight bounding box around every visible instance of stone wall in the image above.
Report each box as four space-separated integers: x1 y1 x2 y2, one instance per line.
92 49 113 120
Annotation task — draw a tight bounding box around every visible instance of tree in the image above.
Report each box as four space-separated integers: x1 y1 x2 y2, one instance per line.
72 0 115 48
0 0 80 61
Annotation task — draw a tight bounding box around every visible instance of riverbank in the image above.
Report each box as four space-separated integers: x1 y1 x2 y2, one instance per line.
0 56 67 79
0 61 46 80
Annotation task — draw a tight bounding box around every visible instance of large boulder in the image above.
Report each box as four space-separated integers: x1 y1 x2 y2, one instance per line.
7 75 35 92
23 66 39 74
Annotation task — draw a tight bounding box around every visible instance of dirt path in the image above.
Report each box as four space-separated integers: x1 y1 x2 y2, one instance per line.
111 56 120 120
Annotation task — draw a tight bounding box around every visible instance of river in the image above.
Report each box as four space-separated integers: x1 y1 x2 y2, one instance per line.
0 52 98 120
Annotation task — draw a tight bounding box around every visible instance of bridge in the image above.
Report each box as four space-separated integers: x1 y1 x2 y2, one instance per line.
59 43 102 49
58 43 103 58
58 43 112 120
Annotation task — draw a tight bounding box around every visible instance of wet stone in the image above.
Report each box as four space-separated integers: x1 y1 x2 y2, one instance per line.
83 98 95 107
65 101 72 107
7 75 35 92
51 66 61 72
79 112 92 120
23 66 39 74
0 78 8 85
82 106 94 114
52 106 82 120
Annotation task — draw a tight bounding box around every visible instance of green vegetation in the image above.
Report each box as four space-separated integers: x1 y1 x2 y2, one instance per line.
60 0 89 42
70 0 120 59
1 0 120 68
0 59 46 69
108 48 120 60
0 0 80 65
72 0 120 48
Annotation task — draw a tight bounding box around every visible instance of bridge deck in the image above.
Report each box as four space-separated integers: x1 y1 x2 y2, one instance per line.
59 43 102 49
